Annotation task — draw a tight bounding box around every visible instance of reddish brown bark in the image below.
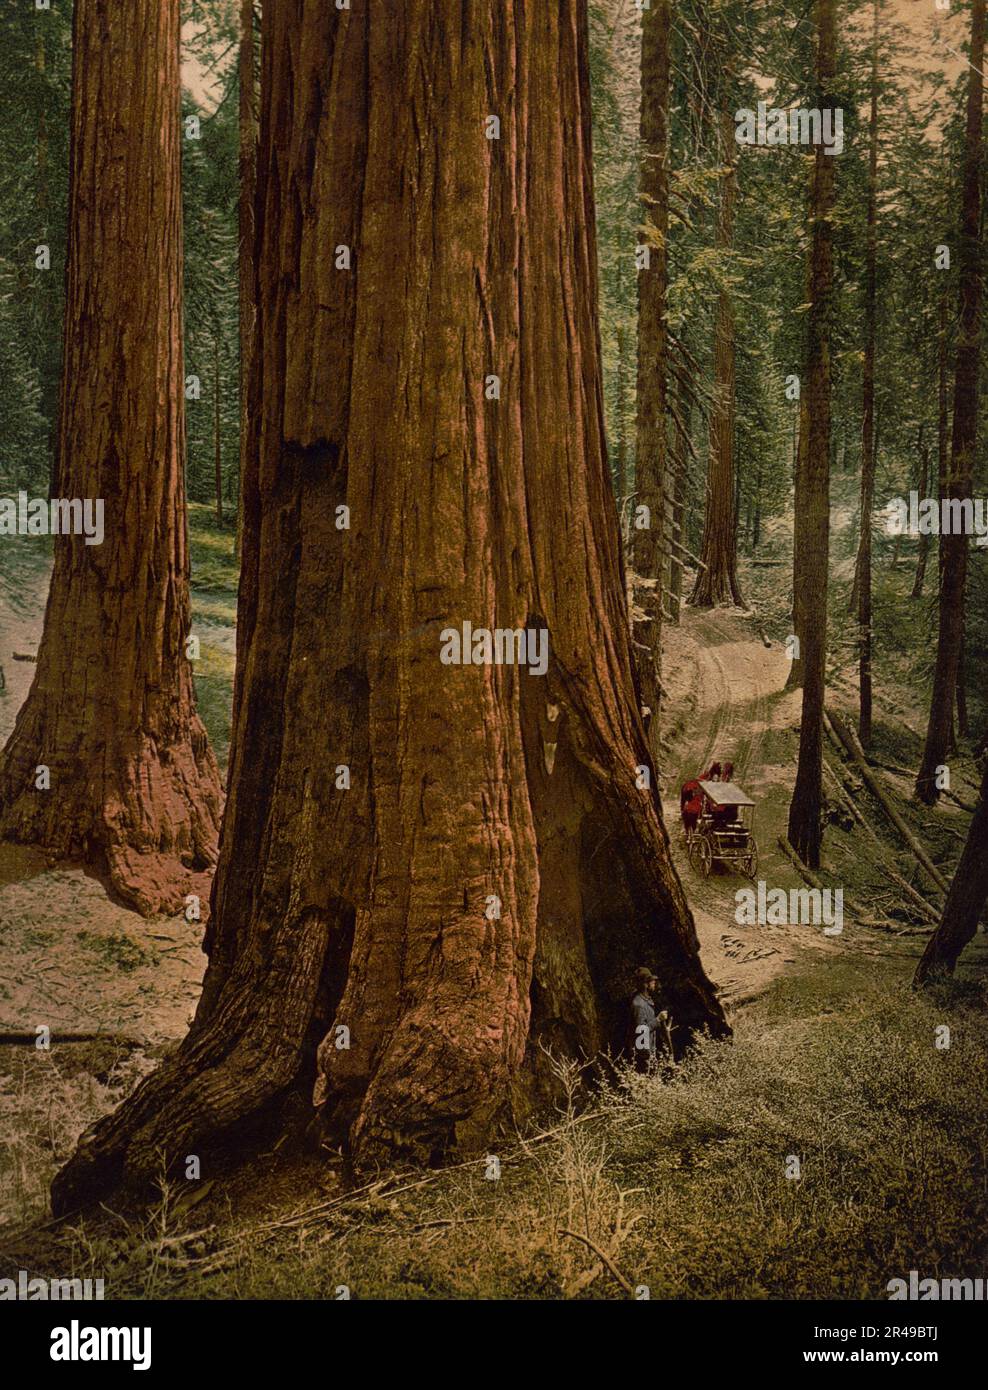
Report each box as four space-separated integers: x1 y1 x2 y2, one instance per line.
635 0 672 742
51 0 727 1213
236 0 256 558
917 0 985 804
0 0 221 916
691 106 744 609
785 395 809 692
786 0 836 869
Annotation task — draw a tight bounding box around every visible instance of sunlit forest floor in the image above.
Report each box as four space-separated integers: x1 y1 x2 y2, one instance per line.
1 489 986 1298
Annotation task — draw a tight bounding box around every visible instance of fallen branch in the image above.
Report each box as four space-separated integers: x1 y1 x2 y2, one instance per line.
821 753 939 924
236 1111 612 1247
0 1032 144 1047
776 835 864 927
776 835 827 891
866 757 977 812
558 1228 635 1297
825 711 950 896
668 537 706 570
856 918 932 937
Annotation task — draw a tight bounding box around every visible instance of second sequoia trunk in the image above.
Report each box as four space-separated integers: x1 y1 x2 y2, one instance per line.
0 0 221 915
53 0 727 1212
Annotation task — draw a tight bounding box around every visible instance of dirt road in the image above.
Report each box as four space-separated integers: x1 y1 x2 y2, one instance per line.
659 607 837 1010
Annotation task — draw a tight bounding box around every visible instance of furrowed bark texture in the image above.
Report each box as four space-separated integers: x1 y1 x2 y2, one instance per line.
0 0 221 915
52 0 727 1214
691 105 743 609
635 0 671 741
236 0 256 559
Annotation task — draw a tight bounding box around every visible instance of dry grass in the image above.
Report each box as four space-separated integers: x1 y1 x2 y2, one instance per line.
4 948 984 1301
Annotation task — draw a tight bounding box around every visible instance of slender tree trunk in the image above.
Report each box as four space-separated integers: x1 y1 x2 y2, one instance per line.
691 105 743 608
937 290 949 581
36 27 58 481
635 0 672 748
785 392 809 691
917 0 985 804
956 636 969 738
911 425 930 598
915 760 988 983
616 325 629 501
668 345 690 626
237 0 257 560
786 244 812 695
52 0 728 1214
856 0 879 747
786 0 837 868
0 0 221 916
670 459 686 623
214 334 223 525
752 454 763 552
936 293 955 755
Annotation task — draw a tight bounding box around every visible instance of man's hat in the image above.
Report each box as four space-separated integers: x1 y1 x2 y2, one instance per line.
634 966 658 989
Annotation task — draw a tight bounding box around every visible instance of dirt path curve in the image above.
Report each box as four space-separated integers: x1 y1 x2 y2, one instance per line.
659 607 833 1011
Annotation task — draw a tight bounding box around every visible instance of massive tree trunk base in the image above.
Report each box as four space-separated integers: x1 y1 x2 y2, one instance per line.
52 0 731 1217
0 720 220 916
51 738 729 1214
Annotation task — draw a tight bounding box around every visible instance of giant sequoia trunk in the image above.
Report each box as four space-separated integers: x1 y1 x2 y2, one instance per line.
691 106 744 609
635 0 672 745
52 0 727 1213
914 760 988 984
0 0 221 915
786 0 836 869
916 0 985 804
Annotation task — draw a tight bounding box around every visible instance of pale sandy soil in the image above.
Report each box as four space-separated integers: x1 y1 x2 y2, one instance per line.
0 545 207 1047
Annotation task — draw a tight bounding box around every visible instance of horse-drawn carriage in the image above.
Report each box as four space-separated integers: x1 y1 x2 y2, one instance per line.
683 779 758 880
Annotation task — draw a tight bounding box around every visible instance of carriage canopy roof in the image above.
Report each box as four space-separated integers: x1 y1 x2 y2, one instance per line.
698 780 754 807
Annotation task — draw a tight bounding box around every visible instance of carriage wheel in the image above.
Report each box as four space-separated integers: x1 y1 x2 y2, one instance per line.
693 834 713 878
744 840 759 880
